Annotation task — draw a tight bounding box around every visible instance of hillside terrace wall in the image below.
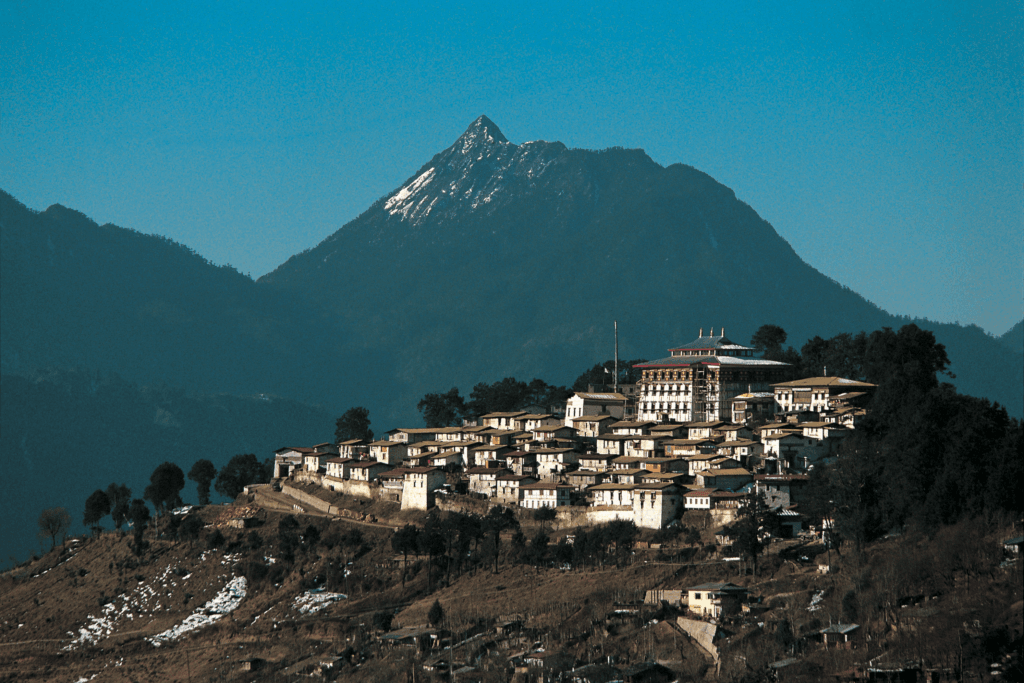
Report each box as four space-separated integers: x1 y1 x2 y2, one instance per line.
677 617 720 662
437 496 492 516
281 483 340 515
710 509 740 527
293 468 396 503
321 476 379 501
552 506 633 529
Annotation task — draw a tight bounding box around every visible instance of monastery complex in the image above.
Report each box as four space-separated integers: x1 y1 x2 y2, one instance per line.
272 328 875 534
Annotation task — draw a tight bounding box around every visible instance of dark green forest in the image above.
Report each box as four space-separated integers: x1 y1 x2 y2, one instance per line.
786 325 1023 543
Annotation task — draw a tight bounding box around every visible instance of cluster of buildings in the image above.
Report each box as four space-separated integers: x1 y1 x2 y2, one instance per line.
272 329 874 531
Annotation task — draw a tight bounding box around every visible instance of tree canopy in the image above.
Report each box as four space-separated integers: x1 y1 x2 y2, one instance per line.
38 507 71 550
215 453 270 499
427 599 445 627
83 489 111 534
335 407 373 442
801 324 1020 550
144 462 185 515
417 387 468 427
465 377 571 416
751 323 801 364
105 483 131 530
731 492 781 576
188 459 217 505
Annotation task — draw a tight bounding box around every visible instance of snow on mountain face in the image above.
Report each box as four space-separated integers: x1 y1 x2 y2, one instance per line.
378 115 566 225
383 167 437 218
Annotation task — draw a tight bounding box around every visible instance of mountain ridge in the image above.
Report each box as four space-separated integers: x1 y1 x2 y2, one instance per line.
3 117 1021 429
259 117 1023 420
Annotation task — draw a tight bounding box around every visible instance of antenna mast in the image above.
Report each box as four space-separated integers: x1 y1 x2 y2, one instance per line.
614 321 619 395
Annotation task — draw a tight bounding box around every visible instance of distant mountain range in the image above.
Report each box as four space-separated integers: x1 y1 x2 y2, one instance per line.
0 368 330 566
3 117 1021 429
999 320 1023 354
4 116 1021 560
259 116 1023 419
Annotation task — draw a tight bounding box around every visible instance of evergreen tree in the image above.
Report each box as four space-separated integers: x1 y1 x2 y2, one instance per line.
105 483 131 531
417 387 468 427
188 459 217 505
215 453 269 499
732 492 780 576
391 525 420 587
83 489 111 535
144 462 185 515
334 407 373 442
427 599 445 627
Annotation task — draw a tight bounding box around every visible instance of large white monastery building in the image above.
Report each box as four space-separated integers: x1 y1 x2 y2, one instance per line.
634 328 792 423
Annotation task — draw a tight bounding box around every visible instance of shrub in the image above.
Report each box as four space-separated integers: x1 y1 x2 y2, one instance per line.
427 600 444 627
246 530 263 551
533 507 556 521
243 560 269 583
206 529 226 548
372 611 393 632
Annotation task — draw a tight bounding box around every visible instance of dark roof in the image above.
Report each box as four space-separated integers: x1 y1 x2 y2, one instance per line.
687 582 747 592
622 661 673 677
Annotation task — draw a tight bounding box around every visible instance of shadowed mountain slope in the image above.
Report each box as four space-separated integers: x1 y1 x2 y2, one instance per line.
999 319 1023 354
0 190 371 404
261 116 1022 419
2 118 1019 428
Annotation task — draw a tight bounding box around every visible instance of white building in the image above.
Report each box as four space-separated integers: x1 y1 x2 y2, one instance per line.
402 467 446 511
519 482 574 509
369 440 409 466
633 483 683 529
772 377 875 415
563 392 627 427
635 328 791 423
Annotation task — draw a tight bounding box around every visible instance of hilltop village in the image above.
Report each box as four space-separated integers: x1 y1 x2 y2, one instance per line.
271 330 873 534
4 327 1019 683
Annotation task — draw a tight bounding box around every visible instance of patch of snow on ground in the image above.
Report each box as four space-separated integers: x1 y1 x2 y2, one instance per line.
64 552 239 650
293 589 347 615
64 573 170 649
147 576 247 647
808 590 825 611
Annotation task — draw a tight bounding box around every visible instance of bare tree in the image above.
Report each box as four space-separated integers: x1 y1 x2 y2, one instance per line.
38 507 71 550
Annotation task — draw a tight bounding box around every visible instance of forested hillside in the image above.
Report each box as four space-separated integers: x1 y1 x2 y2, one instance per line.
0 369 330 564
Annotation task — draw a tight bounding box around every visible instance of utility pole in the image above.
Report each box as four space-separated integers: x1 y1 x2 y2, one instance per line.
614 321 619 394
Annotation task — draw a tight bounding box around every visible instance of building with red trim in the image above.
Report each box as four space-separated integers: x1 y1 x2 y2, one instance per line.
634 328 792 423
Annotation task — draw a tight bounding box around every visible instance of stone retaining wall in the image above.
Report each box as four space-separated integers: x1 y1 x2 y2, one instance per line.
677 617 720 662
281 484 339 515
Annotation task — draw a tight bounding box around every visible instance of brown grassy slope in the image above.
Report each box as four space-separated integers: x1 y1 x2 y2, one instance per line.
2 502 1020 683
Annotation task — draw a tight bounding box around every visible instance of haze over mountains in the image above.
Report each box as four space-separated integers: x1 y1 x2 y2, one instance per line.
262 116 1022 418
1 116 1021 558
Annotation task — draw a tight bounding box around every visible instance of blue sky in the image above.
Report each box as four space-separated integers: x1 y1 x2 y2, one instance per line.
2 0 1021 335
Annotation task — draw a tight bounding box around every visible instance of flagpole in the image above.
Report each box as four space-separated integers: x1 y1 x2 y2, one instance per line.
614 321 619 395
